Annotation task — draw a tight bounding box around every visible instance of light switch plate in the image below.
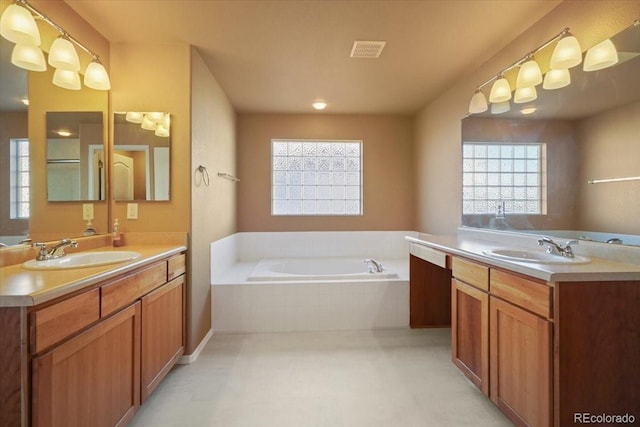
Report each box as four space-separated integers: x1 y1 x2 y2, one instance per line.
82 203 94 220
127 203 138 219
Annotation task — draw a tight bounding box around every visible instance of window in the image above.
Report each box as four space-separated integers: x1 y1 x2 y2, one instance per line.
10 138 30 219
462 142 546 215
271 140 362 216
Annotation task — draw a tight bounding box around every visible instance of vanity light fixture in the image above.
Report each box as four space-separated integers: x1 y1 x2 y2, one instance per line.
490 101 511 114
0 0 111 91
520 107 537 115
56 130 71 137
468 27 581 115
125 111 144 123
20 97 29 105
146 112 165 122
155 124 170 137
141 115 156 131
583 39 619 71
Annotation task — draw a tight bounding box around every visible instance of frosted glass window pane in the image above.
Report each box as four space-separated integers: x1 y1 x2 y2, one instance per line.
514 187 526 199
463 201 473 214
463 187 473 199
527 173 539 186
474 159 487 172
488 159 500 172
501 146 513 157
513 146 525 158
475 187 487 199
527 159 539 172
488 145 501 157
487 173 500 186
514 159 525 172
474 174 487 185
463 173 473 186
501 159 513 172
474 145 487 157
488 187 500 199
501 187 513 199
272 140 362 216
513 173 525 186
527 187 539 199
501 174 513 186
527 146 539 158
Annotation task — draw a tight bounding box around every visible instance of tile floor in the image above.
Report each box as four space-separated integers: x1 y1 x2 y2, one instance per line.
129 328 511 427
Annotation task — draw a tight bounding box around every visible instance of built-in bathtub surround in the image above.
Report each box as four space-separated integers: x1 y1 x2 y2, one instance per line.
211 231 414 333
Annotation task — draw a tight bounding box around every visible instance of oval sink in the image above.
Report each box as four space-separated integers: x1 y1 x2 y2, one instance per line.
23 251 141 270
483 249 591 264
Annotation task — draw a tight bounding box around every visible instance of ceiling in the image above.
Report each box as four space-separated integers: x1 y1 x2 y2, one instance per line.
53 1 560 114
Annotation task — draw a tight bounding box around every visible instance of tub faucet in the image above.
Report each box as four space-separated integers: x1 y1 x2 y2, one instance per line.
364 258 384 273
33 239 78 261
537 237 578 258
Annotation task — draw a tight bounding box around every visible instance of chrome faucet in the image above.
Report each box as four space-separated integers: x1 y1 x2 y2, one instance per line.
606 238 623 244
33 239 78 261
537 237 578 258
364 258 384 273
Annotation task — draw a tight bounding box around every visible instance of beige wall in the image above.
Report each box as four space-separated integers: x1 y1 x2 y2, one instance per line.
237 114 414 231
110 43 191 232
190 48 237 352
0 112 28 237
576 101 640 234
414 0 640 234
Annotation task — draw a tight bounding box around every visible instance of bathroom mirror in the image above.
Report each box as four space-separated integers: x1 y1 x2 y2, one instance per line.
113 112 171 201
461 21 640 246
46 111 105 201
0 37 29 246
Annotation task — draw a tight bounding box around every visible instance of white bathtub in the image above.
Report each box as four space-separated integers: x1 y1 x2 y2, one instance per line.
211 231 412 333
248 257 399 281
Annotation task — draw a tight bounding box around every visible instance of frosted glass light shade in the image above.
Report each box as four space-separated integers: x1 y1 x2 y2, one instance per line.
0 4 41 46
84 61 111 90
52 69 81 90
468 90 488 114
583 39 618 72
162 113 171 129
125 112 144 123
11 44 46 71
146 112 165 122
491 101 511 115
543 69 571 89
514 86 537 103
550 35 582 69
489 77 511 103
48 37 80 71
141 115 156 130
155 124 170 137
516 60 542 88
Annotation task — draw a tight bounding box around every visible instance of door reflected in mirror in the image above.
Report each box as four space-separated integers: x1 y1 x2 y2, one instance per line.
113 112 170 201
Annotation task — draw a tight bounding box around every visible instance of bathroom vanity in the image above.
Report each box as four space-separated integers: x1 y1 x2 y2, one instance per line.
0 243 186 427
407 231 640 427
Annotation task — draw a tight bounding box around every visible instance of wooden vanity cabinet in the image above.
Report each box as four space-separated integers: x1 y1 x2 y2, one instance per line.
19 252 187 427
409 244 452 327
451 258 489 395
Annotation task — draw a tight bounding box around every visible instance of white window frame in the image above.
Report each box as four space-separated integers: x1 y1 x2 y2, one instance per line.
271 139 363 216
462 141 547 216
9 138 30 219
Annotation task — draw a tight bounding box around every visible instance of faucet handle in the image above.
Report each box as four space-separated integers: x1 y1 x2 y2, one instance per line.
565 240 579 246
32 242 48 260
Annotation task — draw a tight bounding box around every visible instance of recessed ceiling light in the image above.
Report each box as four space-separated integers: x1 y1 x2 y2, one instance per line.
520 107 537 115
312 101 327 110
57 130 72 137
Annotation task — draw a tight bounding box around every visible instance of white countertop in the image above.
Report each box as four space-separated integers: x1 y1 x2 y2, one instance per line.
406 232 640 282
0 245 186 307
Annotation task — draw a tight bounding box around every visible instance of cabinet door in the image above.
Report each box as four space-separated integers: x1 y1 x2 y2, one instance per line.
490 296 551 427
451 279 489 395
141 275 185 402
409 255 451 327
32 303 141 427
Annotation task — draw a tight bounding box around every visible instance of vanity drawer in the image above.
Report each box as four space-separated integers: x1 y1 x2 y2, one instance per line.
167 253 186 281
452 257 489 292
490 269 551 318
30 289 100 354
101 262 167 316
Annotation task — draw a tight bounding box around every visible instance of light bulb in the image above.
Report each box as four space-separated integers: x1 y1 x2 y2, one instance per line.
550 35 582 69
489 77 511 103
516 59 542 88
543 69 571 90
48 37 80 71
312 101 327 110
11 44 46 71
0 3 41 46
52 69 81 90
468 89 488 114
84 60 111 90
583 39 618 72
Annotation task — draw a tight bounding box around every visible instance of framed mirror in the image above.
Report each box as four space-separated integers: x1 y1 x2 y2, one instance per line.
46 111 105 201
461 21 640 246
113 112 171 201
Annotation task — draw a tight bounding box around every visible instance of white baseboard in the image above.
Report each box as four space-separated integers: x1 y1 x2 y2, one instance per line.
178 328 213 364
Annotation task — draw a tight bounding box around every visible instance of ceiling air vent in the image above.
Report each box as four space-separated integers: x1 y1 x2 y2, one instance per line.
350 40 386 59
